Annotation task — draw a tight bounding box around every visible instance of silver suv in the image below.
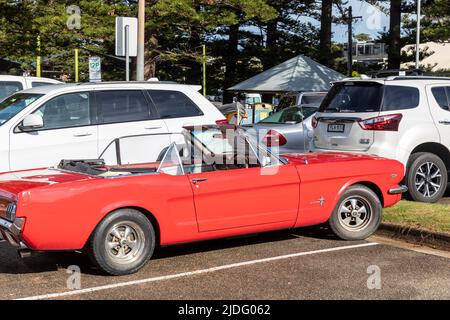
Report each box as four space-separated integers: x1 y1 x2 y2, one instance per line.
313 76 450 203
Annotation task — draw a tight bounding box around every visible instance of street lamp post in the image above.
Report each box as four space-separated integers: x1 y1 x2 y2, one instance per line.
415 0 421 69
137 0 145 81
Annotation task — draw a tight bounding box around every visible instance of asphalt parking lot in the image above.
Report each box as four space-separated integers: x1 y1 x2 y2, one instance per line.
0 226 449 300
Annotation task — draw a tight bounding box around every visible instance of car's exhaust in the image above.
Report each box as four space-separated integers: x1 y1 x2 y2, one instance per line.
18 249 33 259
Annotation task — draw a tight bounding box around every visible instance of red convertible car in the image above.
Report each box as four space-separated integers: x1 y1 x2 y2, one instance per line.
0 125 406 275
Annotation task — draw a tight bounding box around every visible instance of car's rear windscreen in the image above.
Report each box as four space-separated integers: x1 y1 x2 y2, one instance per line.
319 82 383 113
319 82 420 113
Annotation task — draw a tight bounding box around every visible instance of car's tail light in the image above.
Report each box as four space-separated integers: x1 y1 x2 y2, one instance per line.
263 130 287 147
312 116 318 129
216 119 229 125
358 114 403 131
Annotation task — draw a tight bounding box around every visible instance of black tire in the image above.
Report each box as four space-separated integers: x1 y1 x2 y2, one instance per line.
328 185 382 241
88 209 155 276
406 152 447 203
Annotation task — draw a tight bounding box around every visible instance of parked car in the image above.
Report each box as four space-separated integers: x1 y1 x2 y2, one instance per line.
242 104 318 153
274 91 327 113
313 76 450 203
0 75 61 101
0 81 226 172
0 125 406 275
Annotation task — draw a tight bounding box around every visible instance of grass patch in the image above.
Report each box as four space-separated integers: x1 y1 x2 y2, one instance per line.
383 201 450 234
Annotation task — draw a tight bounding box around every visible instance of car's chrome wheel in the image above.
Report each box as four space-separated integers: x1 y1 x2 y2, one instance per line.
337 196 372 232
414 162 442 198
105 221 146 265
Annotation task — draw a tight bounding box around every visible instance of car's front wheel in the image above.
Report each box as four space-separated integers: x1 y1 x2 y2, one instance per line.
328 185 382 241
406 152 447 203
88 209 155 275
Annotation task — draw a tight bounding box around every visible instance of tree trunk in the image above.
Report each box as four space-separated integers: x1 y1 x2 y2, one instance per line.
223 23 239 104
388 0 402 69
144 33 158 79
263 18 279 69
185 27 202 85
319 0 333 67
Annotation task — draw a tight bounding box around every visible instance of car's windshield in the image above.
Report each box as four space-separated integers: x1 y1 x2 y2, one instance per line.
301 94 325 105
0 93 43 125
260 106 317 124
319 82 383 113
0 81 23 101
245 96 262 105
61 128 282 178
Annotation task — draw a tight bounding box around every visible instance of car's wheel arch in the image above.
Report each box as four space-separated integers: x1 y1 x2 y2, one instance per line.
407 142 450 172
332 179 384 210
84 205 161 249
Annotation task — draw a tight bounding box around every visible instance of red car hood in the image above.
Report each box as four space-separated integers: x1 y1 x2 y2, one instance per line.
282 152 384 165
0 168 94 197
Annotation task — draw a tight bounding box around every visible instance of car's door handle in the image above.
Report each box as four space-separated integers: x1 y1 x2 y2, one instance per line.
145 126 162 130
439 120 450 125
73 133 93 137
192 178 208 184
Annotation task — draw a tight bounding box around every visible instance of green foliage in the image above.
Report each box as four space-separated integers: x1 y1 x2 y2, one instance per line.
0 0 315 87
354 33 372 42
403 0 450 43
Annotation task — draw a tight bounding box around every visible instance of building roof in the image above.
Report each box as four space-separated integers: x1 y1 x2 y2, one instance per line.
228 55 345 93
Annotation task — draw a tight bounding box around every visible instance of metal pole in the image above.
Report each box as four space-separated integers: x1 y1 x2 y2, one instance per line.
202 44 206 97
347 6 353 77
137 0 145 81
125 25 130 81
74 48 79 83
415 0 421 69
36 35 41 77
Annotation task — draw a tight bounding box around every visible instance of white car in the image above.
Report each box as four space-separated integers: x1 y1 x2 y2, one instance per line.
313 76 450 203
0 81 226 172
0 75 61 101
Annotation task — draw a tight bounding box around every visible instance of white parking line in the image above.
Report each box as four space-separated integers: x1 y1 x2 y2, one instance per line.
17 242 379 300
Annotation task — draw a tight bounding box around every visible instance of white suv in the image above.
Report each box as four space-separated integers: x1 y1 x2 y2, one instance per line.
0 81 225 172
0 75 61 101
313 76 450 203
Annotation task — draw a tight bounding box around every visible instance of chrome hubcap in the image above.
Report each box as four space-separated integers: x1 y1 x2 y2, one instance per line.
338 196 372 232
106 222 145 264
415 162 442 198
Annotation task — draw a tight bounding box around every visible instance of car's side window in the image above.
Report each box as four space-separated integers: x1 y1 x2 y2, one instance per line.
431 87 450 111
382 86 420 111
148 90 204 119
96 90 151 124
32 92 91 130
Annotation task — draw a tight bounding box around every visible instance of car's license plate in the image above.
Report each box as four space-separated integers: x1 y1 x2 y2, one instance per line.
327 124 345 133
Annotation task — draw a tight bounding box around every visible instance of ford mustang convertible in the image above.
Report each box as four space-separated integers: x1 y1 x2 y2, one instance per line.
0 125 406 275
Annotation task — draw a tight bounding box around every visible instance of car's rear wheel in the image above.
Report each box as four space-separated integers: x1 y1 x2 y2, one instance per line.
406 152 447 203
88 209 155 276
328 185 382 240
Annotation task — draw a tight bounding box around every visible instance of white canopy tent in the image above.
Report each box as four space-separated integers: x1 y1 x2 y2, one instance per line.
228 55 345 93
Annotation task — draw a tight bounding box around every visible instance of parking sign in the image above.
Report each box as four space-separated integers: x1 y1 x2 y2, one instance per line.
89 56 102 82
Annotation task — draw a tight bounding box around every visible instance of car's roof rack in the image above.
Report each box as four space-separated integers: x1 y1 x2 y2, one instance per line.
369 68 425 78
386 76 450 81
76 80 178 86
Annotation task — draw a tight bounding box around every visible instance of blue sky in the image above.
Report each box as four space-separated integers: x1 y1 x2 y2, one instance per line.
302 0 390 43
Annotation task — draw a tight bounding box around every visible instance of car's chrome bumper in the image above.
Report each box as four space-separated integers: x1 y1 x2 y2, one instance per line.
388 185 408 195
0 217 25 247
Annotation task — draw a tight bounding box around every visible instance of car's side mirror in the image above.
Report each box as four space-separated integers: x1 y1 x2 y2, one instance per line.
20 114 44 132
